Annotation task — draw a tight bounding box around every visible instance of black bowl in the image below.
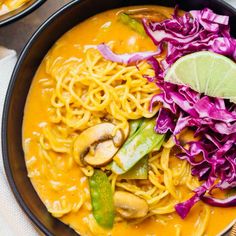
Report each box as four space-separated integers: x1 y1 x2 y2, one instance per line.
2 0 236 235
0 0 45 26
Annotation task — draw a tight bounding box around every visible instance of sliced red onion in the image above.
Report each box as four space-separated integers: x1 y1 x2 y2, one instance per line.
97 43 161 64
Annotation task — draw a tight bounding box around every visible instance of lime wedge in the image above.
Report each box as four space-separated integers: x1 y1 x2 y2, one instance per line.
164 51 236 103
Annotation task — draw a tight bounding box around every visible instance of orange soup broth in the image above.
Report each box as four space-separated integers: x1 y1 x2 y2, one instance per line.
23 5 236 236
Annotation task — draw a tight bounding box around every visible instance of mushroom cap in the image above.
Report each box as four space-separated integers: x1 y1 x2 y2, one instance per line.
73 123 127 167
114 191 149 219
84 140 118 167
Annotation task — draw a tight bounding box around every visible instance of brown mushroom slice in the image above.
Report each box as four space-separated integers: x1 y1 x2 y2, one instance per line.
73 123 125 167
114 191 149 219
84 140 118 167
113 128 126 147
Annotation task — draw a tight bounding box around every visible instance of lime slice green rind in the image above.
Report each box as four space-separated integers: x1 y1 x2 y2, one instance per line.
164 51 236 103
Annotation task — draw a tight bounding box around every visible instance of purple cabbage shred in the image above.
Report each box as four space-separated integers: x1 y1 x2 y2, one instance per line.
145 7 236 219
97 7 236 218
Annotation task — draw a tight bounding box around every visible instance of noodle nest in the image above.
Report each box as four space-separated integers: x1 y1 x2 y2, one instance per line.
32 47 210 235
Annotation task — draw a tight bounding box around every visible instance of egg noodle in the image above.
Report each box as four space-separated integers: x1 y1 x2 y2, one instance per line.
29 47 210 235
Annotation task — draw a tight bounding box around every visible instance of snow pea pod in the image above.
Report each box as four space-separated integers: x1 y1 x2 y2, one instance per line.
89 170 114 228
118 13 147 37
120 156 148 179
112 118 165 175
129 118 144 138
226 188 236 197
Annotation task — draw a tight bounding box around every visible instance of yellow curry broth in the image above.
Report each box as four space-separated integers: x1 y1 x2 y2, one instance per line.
23 6 236 236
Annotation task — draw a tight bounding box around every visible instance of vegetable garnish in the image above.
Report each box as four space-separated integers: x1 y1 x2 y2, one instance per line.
98 7 236 219
111 118 165 175
165 51 236 103
118 10 168 37
98 8 236 67
120 156 148 180
226 188 236 197
152 67 236 219
119 13 147 36
142 7 236 69
145 9 236 219
114 191 149 219
129 118 144 137
73 122 125 167
89 170 114 228
97 43 161 64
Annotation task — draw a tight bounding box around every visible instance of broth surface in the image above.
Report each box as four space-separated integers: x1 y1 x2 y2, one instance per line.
23 6 236 236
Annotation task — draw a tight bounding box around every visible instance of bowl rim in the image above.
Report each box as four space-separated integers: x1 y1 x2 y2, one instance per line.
0 0 46 27
2 0 236 235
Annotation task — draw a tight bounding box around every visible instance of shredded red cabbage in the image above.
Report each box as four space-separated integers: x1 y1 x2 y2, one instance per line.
142 7 236 70
150 58 236 218
152 81 236 218
144 8 236 219
97 7 236 219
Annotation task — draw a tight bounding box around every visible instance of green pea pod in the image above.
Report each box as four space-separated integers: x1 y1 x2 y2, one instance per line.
120 156 148 179
226 188 236 197
112 118 165 175
109 118 143 174
89 170 114 228
129 118 144 138
118 13 146 37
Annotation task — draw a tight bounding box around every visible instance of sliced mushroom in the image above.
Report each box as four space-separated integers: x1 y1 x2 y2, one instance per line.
73 123 126 167
114 191 149 219
84 140 117 167
113 128 126 147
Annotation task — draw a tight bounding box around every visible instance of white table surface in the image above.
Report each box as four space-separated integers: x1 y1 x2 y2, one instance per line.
227 0 236 7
